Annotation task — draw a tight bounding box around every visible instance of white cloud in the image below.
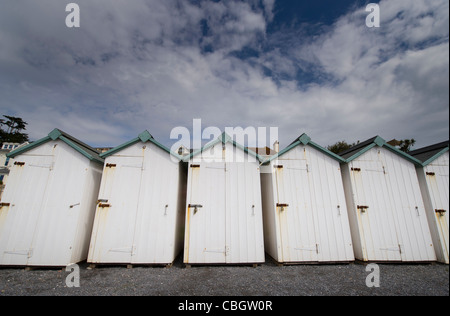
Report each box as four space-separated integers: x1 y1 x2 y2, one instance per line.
0 0 448 150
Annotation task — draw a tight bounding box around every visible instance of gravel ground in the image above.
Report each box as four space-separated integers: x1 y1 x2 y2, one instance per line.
0 256 448 296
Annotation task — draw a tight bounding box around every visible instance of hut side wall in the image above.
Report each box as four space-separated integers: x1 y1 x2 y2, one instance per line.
417 152 449 263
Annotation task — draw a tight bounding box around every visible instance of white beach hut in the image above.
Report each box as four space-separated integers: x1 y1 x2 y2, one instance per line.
87 131 186 266
260 134 354 264
0 129 103 267
183 133 265 265
410 141 449 264
340 136 436 262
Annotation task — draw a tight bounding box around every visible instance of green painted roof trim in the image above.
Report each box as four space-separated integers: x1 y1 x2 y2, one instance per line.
58 136 103 164
100 130 183 161
298 134 311 145
183 132 264 163
7 128 104 164
100 137 141 158
262 133 346 165
309 140 347 163
344 136 423 166
49 128 63 140
343 143 377 163
421 147 449 167
138 130 153 143
373 136 385 147
7 136 52 159
383 142 423 166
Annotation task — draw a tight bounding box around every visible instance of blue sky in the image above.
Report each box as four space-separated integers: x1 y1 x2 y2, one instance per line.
0 0 448 150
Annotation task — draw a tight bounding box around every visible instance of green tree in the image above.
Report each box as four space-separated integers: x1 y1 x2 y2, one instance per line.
0 115 29 146
327 140 359 155
397 139 416 153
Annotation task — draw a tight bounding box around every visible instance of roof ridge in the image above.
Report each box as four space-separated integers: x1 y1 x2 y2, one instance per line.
7 128 104 164
409 140 449 156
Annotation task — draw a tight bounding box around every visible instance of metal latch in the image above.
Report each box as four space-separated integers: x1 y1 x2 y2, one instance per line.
0 202 10 207
106 163 116 168
274 165 283 169
426 172 436 176
435 209 447 216
277 203 289 211
14 162 25 166
357 205 369 212
351 167 361 172
189 204 203 214
98 203 111 208
190 164 200 168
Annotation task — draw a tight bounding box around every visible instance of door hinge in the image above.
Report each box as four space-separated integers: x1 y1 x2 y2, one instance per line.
357 205 369 212
189 204 203 214
295 244 319 254
380 246 401 253
109 247 133 254
277 203 289 211
4 249 33 258
203 247 227 254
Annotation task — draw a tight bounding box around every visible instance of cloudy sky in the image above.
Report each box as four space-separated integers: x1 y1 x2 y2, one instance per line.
0 0 448 150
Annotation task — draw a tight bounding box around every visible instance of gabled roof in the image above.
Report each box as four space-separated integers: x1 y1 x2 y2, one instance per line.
338 136 423 166
409 140 449 166
100 130 182 161
7 128 104 164
183 132 264 163
263 133 346 165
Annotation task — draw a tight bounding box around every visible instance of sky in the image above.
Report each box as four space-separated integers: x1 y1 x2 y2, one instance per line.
0 0 448 151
